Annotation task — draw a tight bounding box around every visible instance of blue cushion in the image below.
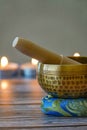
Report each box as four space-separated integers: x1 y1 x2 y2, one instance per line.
41 95 87 116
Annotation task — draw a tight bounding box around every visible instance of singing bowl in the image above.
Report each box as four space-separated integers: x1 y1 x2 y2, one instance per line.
37 59 87 98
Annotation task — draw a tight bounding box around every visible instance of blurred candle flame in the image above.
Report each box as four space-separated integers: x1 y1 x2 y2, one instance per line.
31 58 38 65
1 56 8 67
73 52 80 57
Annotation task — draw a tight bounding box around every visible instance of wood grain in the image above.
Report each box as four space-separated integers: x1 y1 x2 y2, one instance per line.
0 79 87 129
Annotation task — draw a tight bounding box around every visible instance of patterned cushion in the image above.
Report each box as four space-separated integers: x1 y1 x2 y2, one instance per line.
41 95 87 116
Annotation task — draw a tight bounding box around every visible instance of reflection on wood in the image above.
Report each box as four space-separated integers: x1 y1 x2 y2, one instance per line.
0 79 87 129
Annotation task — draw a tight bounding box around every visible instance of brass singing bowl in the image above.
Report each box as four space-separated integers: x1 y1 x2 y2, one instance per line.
37 57 87 98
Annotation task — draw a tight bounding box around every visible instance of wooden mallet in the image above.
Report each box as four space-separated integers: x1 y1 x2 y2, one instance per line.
12 37 81 65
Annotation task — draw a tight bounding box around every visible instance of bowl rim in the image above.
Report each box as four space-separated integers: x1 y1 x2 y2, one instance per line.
38 62 87 67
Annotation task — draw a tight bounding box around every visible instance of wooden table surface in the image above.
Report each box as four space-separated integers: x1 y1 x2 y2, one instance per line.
0 79 87 130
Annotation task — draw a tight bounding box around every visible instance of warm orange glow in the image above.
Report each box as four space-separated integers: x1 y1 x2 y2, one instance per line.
1 81 8 90
31 58 38 65
1 56 8 67
73 52 80 57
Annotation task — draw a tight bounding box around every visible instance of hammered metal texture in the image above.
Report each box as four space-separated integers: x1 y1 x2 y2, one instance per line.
37 63 87 98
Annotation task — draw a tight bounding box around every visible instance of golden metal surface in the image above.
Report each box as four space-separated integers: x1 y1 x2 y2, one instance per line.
37 62 87 98
68 56 87 64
